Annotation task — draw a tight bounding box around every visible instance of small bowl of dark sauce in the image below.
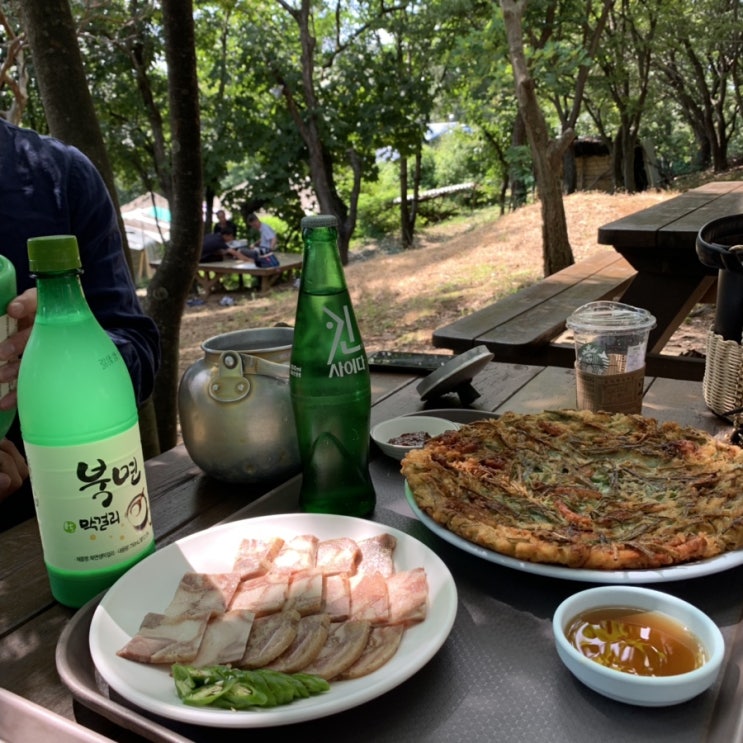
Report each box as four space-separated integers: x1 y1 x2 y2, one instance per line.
370 415 460 461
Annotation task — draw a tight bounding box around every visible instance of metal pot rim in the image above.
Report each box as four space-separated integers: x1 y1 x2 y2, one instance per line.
200 326 294 354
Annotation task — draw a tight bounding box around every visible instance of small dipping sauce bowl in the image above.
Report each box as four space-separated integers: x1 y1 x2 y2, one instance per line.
370 415 460 461
553 585 724 706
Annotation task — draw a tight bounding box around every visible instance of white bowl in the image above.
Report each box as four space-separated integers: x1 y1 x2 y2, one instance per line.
370 415 461 461
553 586 724 707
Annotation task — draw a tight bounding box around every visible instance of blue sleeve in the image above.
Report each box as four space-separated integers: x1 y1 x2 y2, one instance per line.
66 148 161 405
0 123 160 406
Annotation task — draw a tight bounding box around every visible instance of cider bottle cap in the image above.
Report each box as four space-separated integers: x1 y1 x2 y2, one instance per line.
301 214 337 230
28 235 82 272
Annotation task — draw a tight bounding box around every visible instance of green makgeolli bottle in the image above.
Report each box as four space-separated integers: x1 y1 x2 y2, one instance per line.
290 215 375 517
17 235 155 608
0 255 17 438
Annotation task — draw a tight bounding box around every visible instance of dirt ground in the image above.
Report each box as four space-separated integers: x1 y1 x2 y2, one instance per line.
174 190 714 378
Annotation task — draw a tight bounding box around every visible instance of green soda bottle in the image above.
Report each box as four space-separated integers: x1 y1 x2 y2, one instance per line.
17 235 155 608
290 215 375 517
0 256 17 437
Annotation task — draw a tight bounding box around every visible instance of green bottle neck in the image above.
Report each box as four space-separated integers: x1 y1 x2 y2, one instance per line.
301 227 347 294
34 269 93 324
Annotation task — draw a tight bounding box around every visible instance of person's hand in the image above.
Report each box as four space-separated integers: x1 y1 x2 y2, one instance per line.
0 438 29 502
0 288 38 411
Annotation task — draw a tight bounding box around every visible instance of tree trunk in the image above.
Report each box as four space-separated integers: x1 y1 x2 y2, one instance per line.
399 156 413 248
510 112 528 209
147 0 204 450
276 0 358 263
501 0 574 275
19 0 161 459
563 145 577 195
20 0 133 274
618 124 638 193
399 150 422 249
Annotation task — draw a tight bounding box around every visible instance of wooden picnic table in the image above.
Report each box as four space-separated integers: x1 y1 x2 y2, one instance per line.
596 181 743 360
3 363 743 742
150 252 303 297
433 182 743 381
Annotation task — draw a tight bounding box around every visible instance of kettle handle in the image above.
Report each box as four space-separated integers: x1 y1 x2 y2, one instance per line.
208 351 290 403
239 353 291 381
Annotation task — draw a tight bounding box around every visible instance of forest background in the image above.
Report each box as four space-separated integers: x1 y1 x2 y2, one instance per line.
2 0 742 453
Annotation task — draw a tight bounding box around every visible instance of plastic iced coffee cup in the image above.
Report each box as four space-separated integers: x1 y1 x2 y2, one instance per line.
566 301 656 414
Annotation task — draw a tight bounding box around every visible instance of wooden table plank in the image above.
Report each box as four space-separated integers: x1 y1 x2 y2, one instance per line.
432 252 635 354
599 182 743 276
642 376 731 435
494 366 578 413
370 362 546 424
1 607 76 720
485 261 635 346
597 193 717 247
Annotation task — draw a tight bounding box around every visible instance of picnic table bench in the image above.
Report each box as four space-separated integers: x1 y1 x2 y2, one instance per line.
149 251 303 297
432 250 648 371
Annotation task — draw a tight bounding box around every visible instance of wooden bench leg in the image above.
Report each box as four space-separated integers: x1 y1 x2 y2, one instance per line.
196 271 222 299
619 273 716 354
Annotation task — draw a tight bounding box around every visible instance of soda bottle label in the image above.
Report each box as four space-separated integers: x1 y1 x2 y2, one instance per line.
25 423 154 571
323 304 362 363
291 301 367 380
0 312 17 398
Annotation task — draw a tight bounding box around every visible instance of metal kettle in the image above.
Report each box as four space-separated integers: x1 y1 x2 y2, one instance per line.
178 327 301 484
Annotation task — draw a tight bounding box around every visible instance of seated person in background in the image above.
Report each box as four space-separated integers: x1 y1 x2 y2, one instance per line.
224 213 279 267
0 118 161 529
200 231 230 262
213 209 237 238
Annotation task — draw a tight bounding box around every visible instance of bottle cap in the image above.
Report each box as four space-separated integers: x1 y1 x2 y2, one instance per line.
28 235 82 272
301 214 337 229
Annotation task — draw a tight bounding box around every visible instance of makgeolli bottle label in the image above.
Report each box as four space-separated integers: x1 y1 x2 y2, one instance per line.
25 423 153 571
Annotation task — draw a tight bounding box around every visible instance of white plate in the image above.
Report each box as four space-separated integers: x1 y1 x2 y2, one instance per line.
89 513 457 728
404 483 743 584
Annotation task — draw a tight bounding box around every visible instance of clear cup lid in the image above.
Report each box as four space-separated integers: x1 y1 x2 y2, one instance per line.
566 301 656 334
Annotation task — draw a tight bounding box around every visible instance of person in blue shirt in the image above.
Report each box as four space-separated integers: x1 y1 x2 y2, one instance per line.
0 119 161 526
200 230 231 261
224 213 279 267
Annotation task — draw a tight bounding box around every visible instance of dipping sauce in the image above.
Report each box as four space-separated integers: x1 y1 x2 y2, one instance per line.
388 431 431 447
565 606 706 676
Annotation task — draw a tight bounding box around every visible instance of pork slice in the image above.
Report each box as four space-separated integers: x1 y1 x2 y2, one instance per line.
238 609 302 669
323 573 351 621
271 534 319 573
356 534 397 578
163 572 240 617
386 567 429 626
266 613 331 674
190 610 255 667
350 571 390 625
232 537 285 580
339 624 405 679
229 572 289 615
286 569 324 616
302 620 372 680
316 537 361 575
116 611 211 664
